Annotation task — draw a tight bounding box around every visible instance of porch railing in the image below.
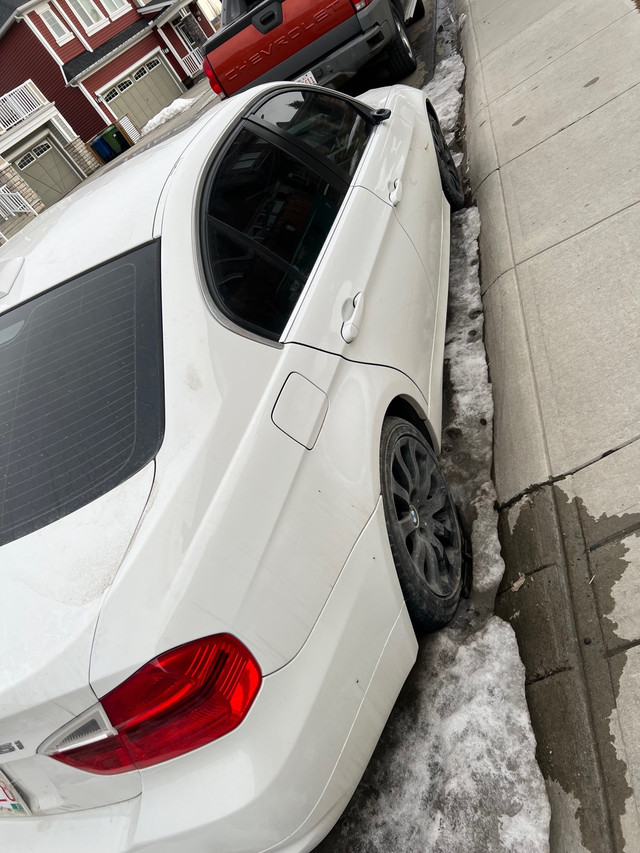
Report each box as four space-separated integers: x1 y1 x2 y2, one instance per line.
182 47 204 77
0 81 48 133
0 185 38 220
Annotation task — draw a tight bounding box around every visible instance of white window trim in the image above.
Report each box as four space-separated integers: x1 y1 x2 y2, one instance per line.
36 4 74 45
65 0 108 34
98 0 131 21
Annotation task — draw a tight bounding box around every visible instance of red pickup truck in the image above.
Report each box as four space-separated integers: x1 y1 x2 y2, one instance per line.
202 0 422 98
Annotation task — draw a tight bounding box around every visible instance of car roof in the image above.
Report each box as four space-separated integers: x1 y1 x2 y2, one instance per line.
0 88 262 311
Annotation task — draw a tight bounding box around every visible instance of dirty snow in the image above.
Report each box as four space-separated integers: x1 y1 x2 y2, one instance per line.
424 54 465 143
317 4 550 852
141 96 196 136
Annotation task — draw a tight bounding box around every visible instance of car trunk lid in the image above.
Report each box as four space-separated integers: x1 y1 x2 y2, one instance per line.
0 464 154 815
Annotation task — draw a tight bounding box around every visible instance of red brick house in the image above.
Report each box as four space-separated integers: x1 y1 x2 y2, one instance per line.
0 0 219 236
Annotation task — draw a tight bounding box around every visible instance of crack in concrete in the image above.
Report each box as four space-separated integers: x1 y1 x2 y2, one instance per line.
524 665 572 687
588 521 640 552
497 432 640 512
606 639 640 659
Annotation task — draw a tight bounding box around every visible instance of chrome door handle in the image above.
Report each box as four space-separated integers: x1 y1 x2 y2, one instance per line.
389 178 403 206
341 292 365 343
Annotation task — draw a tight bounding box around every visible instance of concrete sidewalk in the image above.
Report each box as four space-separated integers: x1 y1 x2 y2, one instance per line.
456 0 640 850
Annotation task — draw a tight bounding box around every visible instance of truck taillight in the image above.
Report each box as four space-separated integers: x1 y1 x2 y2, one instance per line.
203 56 224 97
39 635 261 774
350 0 373 9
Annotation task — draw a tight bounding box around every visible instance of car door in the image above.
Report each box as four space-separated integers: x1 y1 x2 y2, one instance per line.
255 87 440 409
199 86 440 409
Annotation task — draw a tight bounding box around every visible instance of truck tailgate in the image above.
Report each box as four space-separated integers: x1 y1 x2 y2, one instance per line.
205 0 359 95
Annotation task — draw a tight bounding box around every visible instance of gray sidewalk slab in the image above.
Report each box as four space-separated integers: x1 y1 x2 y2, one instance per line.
458 0 640 850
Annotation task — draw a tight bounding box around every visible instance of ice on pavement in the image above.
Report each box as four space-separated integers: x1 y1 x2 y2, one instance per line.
318 7 550 852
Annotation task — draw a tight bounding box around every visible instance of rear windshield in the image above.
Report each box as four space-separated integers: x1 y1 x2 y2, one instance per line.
221 0 263 26
0 242 164 547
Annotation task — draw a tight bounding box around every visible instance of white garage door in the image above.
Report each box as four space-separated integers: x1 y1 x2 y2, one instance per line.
103 57 184 129
15 140 82 208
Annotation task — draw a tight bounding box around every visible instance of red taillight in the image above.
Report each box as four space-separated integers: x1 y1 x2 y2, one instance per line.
203 56 224 97
50 635 261 774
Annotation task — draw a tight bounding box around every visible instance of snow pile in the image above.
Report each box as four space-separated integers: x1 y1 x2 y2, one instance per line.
329 620 549 853
424 53 464 140
321 4 551 850
141 96 196 136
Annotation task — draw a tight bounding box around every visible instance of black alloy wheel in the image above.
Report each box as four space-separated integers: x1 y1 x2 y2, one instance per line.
428 110 465 211
380 417 463 630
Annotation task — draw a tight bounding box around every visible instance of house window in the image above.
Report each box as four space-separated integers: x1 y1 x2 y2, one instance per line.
33 142 52 157
133 66 147 80
100 0 128 16
146 58 161 70
104 88 119 102
118 78 133 93
67 0 105 30
16 152 36 169
39 7 72 43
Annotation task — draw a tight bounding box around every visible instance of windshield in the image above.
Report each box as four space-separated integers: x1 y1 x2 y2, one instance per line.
0 242 164 547
221 0 264 26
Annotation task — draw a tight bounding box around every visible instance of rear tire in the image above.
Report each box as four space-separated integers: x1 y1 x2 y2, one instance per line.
428 109 465 211
387 6 417 80
380 417 463 631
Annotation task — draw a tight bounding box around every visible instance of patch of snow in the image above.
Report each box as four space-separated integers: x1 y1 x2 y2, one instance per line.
326 618 549 853
141 97 196 136
423 53 465 138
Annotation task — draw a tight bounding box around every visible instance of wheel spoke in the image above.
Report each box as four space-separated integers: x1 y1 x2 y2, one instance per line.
393 444 414 493
391 477 411 506
398 512 417 540
421 487 448 518
423 545 446 595
411 531 427 573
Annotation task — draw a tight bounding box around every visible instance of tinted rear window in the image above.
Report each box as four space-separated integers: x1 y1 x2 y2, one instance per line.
0 242 163 547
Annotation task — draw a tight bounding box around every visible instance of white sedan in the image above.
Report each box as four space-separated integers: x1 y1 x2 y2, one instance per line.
0 82 466 852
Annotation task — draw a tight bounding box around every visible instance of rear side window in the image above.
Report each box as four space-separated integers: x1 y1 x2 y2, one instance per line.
253 90 371 178
202 127 345 340
0 242 163 547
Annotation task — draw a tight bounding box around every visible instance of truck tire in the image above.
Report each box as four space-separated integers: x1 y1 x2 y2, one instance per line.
388 6 417 80
410 0 425 22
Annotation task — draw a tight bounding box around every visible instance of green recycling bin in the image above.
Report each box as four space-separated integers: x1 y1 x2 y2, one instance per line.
101 124 131 155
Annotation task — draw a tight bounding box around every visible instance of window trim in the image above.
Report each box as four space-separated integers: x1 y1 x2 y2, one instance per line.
66 0 108 33
98 0 130 20
37 5 74 44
